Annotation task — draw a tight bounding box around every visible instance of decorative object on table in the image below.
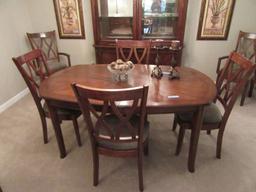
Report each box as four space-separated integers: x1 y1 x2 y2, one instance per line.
107 59 134 81
169 40 183 66
53 0 85 39
197 0 236 40
151 45 164 79
168 66 180 80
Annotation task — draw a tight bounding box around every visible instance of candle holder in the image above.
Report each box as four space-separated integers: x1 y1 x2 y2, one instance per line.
151 45 165 79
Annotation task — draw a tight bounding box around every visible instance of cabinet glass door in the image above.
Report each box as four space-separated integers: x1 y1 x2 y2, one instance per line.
97 0 134 39
142 0 178 39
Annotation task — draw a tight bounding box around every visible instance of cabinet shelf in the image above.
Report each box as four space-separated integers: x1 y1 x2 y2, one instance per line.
143 12 178 17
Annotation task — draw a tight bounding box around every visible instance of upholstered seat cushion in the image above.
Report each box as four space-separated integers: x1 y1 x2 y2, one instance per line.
177 103 222 124
97 115 149 150
43 103 80 117
47 60 67 73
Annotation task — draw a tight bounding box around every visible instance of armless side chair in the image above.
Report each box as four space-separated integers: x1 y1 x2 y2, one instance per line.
27 30 71 74
12 49 81 147
173 52 256 160
216 31 256 106
72 84 149 191
116 39 152 64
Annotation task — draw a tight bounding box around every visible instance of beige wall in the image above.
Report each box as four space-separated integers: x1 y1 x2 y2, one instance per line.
26 0 95 65
0 0 34 105
183 0 256 79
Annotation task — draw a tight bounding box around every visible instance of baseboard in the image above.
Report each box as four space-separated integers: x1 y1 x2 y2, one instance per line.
0 88 29 113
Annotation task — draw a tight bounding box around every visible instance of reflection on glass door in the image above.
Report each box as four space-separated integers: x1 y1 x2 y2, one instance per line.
98 0 134 39
142 0 178 39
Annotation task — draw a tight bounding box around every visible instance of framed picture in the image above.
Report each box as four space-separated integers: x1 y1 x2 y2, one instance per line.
53 0 85 39
197 0 236 40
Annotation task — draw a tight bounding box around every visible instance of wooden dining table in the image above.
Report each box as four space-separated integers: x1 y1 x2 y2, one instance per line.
39 64 216 172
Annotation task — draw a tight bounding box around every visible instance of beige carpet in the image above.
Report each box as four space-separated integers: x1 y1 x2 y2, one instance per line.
0 94 256 192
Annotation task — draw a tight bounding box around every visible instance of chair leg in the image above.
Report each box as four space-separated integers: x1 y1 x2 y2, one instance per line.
138 148 144 192
248 79 254 97
72 116 82 147
240 81 249 106
172 115 178 131
216 130 224 159
207 130 211 135
143 140 149 156
175 127 185 156
40 114 48 144
93 147 99 186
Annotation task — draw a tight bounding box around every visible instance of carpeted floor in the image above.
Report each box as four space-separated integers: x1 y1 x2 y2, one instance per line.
0 94 256 192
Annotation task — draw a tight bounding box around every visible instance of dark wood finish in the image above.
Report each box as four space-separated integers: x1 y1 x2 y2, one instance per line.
12 49 81 148
173 52 256 160
90 0 188 66
72 84 149 191
95 41 183 66
39 64 216 172
116 39 151 64
27 30 71 73
216 31 256 106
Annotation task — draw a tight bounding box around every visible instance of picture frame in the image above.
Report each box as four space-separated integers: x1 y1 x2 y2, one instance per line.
53 0 85 39
197 0 236 40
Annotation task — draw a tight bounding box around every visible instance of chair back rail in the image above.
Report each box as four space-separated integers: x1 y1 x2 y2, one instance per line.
72 84 148 143
116 40 152 64
12 49 49 107
216 52 256 129
27 30 59 61
235 31 256 63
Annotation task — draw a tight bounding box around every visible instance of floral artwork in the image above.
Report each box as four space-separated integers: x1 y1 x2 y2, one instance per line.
53 0 85 39
197 0 236 40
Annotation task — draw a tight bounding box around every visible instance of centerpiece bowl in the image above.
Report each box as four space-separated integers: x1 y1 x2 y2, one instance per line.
107 59 135 81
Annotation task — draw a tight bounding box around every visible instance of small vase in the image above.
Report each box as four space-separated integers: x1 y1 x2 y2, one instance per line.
211 15 220 28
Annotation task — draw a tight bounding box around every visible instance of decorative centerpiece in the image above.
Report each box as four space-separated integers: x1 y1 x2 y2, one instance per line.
107 59 134 81
151 45 164 79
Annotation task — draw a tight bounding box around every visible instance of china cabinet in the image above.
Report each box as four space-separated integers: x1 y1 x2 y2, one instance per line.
91 0 188 66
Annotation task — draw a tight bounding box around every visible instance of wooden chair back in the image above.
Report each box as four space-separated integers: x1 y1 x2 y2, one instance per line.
27 30 60 62
12 49 49 107
235 31 256 63
216 52 256 126
116 40 151 64
72 84 148 146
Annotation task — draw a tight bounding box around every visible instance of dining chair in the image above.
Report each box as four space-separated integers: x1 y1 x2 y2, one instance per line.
173 52 256 159
27 30 71 74
72 84 149 191
216 31 256 106
12 49 81 146
116 39 152 64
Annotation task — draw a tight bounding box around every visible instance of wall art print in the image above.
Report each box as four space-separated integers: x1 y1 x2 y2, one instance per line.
197 0 236 40
53 0 85 39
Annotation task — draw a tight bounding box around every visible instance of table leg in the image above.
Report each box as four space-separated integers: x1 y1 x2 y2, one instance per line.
188 105 204 173
45 101 67 158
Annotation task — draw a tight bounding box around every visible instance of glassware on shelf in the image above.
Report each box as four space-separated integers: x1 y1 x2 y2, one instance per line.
98 0 134 39
142 0 178 39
